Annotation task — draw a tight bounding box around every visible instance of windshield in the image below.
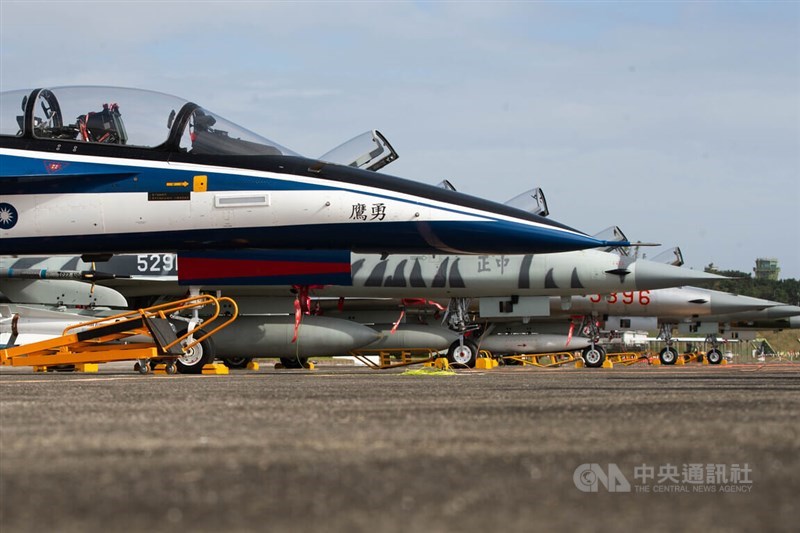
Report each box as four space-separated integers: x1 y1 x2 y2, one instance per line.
178 106 300 156
0 86 301 156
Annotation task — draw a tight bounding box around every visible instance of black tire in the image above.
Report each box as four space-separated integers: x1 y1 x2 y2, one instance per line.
222 357 252 369
279 356 309 369
176 329 215 374
447 339 478 368
706 348 723 365
659 346 678 365
582 345 606 368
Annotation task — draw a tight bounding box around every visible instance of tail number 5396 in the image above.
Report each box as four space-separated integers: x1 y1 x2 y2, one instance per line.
589 291 650 305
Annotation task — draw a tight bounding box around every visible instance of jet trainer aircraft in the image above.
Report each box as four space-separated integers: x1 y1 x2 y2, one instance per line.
0 86 626 257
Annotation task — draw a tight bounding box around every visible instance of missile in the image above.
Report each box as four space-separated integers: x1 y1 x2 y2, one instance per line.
0 305 103 347
0 279 128 308
1 305 82 334
0 268 123 282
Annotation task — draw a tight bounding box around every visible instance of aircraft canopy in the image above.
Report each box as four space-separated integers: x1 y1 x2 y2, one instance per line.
1 86 301 156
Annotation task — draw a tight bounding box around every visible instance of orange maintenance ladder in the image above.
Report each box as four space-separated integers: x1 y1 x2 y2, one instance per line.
0 295 238 373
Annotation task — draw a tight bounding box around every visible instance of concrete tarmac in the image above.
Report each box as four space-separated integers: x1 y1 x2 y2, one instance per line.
1 362 798 532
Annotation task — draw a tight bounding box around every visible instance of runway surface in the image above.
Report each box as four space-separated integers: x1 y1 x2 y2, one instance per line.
1 362 798 532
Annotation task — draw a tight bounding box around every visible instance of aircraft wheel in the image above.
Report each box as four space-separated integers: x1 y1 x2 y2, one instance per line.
176 330 215 374
582 345 606 368
279 357 309 369
222 357 252 369
706 348 723 365
447 339 478 368
659 347 678 365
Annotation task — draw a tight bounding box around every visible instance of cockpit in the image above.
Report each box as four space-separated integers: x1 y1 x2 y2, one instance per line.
0 86 301 156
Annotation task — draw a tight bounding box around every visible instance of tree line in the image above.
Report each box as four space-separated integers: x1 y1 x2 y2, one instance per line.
703 265 800 306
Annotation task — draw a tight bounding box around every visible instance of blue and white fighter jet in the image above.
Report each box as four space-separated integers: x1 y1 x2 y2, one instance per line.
0 86 626 257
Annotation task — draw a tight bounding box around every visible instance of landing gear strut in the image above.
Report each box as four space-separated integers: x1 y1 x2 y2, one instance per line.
657 323 679 365
705 334 723 365
579 315 606 368
442 298 483 368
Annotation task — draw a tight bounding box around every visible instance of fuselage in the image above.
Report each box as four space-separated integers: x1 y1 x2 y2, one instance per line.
0 249 724 300
555 286 782 319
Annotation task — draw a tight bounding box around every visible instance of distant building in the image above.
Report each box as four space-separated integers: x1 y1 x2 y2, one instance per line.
754 258 780 280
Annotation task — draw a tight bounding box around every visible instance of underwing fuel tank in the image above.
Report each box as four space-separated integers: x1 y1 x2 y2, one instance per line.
478 332 591 355
360 323 459 351
206 315 379 358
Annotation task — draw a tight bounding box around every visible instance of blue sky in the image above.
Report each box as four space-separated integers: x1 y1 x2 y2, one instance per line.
2 1 798 279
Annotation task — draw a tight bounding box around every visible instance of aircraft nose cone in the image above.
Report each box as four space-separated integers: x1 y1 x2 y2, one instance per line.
762 305 800 320
709 291 782 315
629 261 727 291
433 218 626 254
